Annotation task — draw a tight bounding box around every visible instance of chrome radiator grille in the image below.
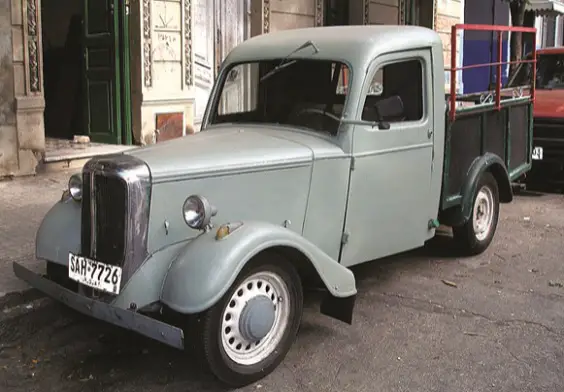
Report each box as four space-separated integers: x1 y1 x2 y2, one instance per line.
80 154 152 283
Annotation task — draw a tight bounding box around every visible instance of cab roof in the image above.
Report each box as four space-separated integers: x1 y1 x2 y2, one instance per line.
223 25 443 69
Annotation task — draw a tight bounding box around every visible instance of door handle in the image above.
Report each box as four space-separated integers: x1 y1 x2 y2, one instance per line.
427 129 433 139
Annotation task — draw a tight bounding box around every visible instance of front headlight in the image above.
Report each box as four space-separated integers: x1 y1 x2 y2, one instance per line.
68 174 82 201
182 195 217 229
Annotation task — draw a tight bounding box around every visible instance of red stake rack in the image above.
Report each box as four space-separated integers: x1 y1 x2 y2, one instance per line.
448 24 537 122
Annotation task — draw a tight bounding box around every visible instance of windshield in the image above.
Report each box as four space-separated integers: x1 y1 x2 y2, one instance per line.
208 59 350 135
509 53 564 90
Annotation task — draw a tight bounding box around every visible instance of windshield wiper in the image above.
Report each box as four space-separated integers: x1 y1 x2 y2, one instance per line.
259 40 319 83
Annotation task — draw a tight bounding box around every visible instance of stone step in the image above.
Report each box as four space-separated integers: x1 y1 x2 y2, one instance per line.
40 137 137 173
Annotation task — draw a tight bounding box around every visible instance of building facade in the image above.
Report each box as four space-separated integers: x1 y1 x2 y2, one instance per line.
462 0 511 94
0 0 463 178
529 0 564 48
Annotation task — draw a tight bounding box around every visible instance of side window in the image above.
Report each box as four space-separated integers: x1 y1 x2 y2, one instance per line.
361 59 424 124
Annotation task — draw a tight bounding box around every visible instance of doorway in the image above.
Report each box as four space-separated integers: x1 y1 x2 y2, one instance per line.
406 0 434 28
325 0 349 26
40 0 132 145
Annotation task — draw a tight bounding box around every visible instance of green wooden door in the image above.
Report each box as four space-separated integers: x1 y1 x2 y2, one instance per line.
83 0 122 144
118 0 132 145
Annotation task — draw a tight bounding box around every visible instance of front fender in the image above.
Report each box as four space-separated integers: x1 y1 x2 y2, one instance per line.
36 197 81 266
160 221 357 314
111 240 188 310
460 152 512 224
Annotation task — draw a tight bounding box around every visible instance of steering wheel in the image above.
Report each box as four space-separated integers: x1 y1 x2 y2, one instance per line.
294 107 341 122
289 107 341 132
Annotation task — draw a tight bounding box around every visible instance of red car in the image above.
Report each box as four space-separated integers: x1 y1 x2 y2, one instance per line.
508 47 564 188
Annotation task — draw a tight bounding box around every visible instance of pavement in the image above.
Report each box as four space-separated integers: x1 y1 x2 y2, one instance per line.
0 172 563 391
0 170 75 295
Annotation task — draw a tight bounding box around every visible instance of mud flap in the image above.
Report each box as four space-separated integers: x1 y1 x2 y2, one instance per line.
320 293 357 325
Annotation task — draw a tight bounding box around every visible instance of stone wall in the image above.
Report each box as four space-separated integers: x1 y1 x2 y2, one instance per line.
435 0 464 92
133 0 195 146
269 0 322 31
251 0 323 35
349 0 404 25
0 0 45 178
0 1 17 175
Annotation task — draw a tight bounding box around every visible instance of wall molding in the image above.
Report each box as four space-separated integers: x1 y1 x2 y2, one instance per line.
399 0 405 24
184 0 193 86
143 0 153 87
263 0 271 33
433 0 438 29
315 0 324 26
26 0 41 93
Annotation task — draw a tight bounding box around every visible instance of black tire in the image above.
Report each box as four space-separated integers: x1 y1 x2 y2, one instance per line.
195 253 303 387
453 171 500 255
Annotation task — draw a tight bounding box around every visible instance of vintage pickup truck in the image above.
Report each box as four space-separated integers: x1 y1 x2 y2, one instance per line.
13 24 534 386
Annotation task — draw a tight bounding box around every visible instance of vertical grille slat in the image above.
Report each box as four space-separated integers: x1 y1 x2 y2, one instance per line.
93 174 127 266
81 172 92 257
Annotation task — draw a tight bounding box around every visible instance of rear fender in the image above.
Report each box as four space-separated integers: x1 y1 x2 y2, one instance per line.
160 221 357 317
36 197 81 266
446 153 512 226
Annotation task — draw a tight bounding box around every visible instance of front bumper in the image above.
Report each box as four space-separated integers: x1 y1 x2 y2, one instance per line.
533 119 564 166
12 262 185 349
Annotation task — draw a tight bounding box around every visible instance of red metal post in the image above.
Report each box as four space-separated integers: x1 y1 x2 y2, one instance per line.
446 24 537 119
455 23 536 33
450 25 458 121
495 31 503 110
531 33 537 104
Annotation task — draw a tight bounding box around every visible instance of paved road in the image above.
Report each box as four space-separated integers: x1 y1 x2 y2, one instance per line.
1 189 563 392
0 171 73 295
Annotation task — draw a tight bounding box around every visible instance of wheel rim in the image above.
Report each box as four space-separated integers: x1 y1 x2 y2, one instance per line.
221 271 291 366
472 185 495 241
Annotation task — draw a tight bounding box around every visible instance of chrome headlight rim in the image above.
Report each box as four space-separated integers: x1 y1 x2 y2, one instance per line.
182 195 217 230
68 174 82 201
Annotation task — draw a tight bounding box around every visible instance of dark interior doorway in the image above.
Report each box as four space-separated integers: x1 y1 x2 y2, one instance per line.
41 0 84 140
325 0 349 26
40 0 132 145
407 0 434 28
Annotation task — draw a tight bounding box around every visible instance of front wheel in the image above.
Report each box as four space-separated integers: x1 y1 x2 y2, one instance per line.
453 172 500 255
196 254 303 387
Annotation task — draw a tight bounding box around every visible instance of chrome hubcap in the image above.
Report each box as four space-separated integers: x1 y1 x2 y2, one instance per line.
473 186 494 241
221 271 290 366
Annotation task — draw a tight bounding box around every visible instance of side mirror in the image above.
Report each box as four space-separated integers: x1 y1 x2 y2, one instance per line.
374 95 404 130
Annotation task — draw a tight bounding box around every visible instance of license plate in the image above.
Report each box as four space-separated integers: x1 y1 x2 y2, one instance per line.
532 146 543 160
68 253 122 295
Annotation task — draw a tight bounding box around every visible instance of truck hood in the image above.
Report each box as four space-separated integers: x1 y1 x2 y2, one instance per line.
126 124 344 181
534 89 564 118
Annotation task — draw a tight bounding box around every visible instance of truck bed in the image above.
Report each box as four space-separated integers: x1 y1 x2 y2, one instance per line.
440 98 533 210
440 23 536 211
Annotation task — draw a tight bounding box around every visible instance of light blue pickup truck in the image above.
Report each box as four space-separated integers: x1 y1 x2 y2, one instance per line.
14 25 533 387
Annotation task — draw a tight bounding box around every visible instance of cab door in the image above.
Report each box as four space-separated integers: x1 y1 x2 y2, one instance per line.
340 49 435 267
82 0 122 144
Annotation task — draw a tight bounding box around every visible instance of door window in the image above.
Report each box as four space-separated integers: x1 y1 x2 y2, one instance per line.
361 59 424 124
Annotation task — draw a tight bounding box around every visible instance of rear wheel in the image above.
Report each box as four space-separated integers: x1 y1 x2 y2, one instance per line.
453 172 500 255
195 254 303 387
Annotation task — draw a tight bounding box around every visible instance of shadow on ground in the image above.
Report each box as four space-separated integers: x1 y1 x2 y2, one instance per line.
0 235 466 392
